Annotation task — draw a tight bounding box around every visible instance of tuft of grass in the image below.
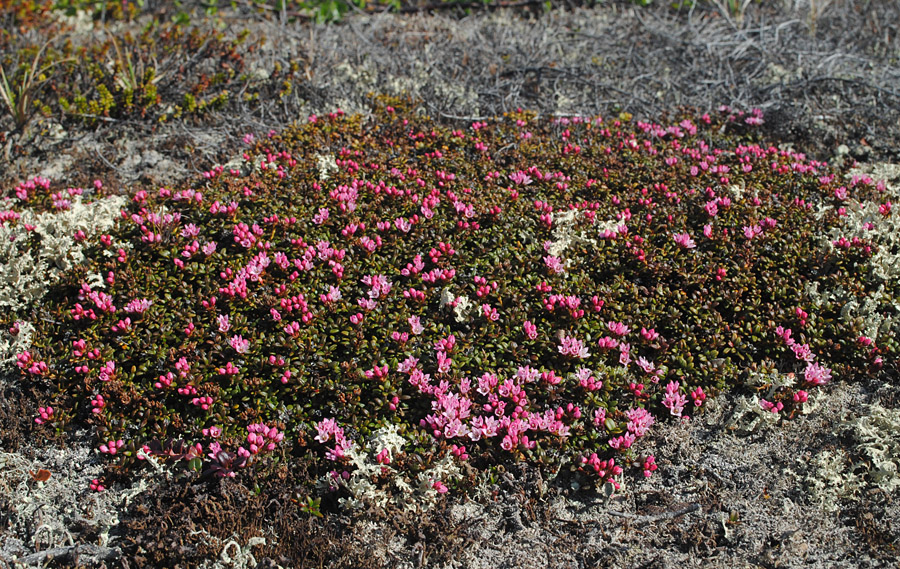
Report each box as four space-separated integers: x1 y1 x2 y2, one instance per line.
0 39 73 130
2 95 897 512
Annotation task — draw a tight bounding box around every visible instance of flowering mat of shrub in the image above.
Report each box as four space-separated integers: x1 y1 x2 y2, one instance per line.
1 2 899 568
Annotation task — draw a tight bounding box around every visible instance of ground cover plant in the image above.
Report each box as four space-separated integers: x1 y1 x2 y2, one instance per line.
2 95 897 519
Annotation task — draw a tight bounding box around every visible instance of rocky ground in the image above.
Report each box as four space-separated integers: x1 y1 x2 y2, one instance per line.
1 1 899 567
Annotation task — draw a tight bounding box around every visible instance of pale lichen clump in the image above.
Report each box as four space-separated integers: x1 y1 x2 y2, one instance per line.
806 164 900 344
0 193 125 329
728 393 786 433
804 448 861 513
547 208 598 260
314 153 339 181
846 403 900 493
801 402 900 512
440 287 474 323
0 320 35 372
321 424 462 513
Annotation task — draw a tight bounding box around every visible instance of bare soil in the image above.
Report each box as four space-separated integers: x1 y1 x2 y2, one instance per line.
1 1 899 567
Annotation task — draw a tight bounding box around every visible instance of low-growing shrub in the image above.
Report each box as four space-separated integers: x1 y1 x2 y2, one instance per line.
2 96 897 511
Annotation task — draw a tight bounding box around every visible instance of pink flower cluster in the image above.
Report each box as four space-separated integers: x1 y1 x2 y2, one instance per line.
245 423 284 454
774 326 832 385
314 418 354 461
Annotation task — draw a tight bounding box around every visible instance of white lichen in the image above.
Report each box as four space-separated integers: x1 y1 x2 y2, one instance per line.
0 320 35 372
803 449 861 513
728 394 782 433
314 153 339 181
845 403 900 493
440 287 473 323
322 425 462 513
0 194 125 313
801 402 900 511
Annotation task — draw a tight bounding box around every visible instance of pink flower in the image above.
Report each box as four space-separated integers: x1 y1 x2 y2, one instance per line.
673 232 696 249
626 407 655 437
558 333 590 359
640 327 659 342
203 426 222 438
597 336 619 350
229 335 250 354
34 406 54 424
743 224 763 240
543 255 566 274
608 433 635 449
99 439 125 455
217 314 230 333
437 351 453 374
509 170 533 185
803 362 832 386
313 207 330 225
315 418 339 443
642 455 658 477
691 386 706 406
408 315 424 334
481 304 500 321
607 321 630 337
662 381 687 417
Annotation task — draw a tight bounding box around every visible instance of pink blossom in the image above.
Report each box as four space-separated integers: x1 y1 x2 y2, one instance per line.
314 418 342 444
558 334 590 359
597 336 619 350
640 327 659 342
662 381 688 417
607 321 630 336
642 455 658 477
34 406 54 424
803 362 832 386
673 232 696 249
229 335 250 354
543 255 566 274
626 407 655 437
509 170 533 185
523 320 538 340
608 433 635 449
99 439 125 455
408 315 424 334
481 304 500 321
743 224 763 240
